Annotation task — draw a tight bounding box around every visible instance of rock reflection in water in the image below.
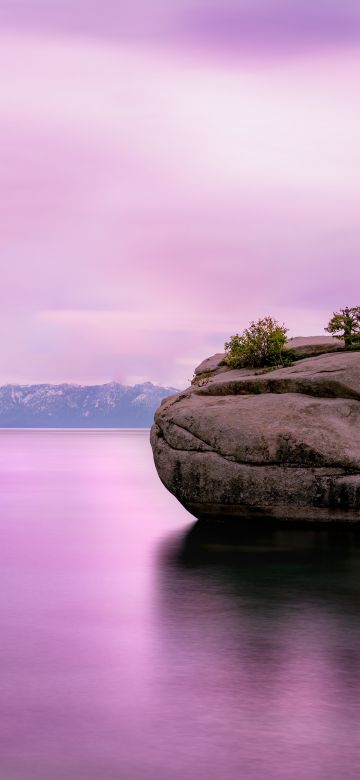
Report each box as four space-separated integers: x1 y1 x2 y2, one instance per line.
155 522 360 780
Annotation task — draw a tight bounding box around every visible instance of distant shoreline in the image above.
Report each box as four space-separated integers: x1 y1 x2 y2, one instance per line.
0 427 151 432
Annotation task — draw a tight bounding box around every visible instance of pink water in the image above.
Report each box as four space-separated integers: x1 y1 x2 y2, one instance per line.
1 430 360 780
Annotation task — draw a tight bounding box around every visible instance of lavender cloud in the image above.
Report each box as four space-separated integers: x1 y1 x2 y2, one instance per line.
4 0 360 54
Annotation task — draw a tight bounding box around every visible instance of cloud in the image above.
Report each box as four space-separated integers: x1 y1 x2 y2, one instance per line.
0 32 359 386
3 0 360 54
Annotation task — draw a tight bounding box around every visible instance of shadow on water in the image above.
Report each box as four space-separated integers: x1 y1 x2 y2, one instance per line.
156 519 360 704
154 519 360 780
164 518 360 599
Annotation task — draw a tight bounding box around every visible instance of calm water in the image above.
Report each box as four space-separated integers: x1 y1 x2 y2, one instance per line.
1 430 360 780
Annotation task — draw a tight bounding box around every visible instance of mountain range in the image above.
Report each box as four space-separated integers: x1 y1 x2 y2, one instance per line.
0 382 178 428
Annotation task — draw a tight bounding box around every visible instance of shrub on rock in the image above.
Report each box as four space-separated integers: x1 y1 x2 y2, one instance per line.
325 307 360 349
224 316 289 369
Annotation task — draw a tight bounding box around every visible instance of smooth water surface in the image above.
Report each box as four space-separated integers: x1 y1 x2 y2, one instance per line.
1 430 360 780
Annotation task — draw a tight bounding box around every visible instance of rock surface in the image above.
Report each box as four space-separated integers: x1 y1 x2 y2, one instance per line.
194 353 227 376
286 335 344 357
193 335 344 377
151 339 360 523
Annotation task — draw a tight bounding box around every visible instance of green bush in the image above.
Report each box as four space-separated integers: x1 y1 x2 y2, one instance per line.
325 307 360 349
224 316 289 369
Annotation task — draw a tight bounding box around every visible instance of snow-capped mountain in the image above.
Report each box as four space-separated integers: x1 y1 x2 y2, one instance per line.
0 382 178 428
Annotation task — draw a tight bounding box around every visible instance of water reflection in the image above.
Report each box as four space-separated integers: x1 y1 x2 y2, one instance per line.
156 522 360 780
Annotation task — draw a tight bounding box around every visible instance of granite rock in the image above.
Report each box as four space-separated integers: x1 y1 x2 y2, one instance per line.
151 341 360 523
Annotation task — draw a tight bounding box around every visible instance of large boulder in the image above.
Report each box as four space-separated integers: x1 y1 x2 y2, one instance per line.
151 341 360 523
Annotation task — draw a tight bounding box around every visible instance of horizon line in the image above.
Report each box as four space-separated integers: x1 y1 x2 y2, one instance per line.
0 380 179 389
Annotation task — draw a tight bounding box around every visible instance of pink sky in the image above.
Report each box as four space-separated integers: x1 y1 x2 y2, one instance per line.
1 4 360 387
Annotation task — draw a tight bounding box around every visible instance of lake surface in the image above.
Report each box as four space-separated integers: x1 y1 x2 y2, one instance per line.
1 430 360 780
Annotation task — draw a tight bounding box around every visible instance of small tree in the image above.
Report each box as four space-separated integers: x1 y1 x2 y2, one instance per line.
325 307 360 349
224 316 288 369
